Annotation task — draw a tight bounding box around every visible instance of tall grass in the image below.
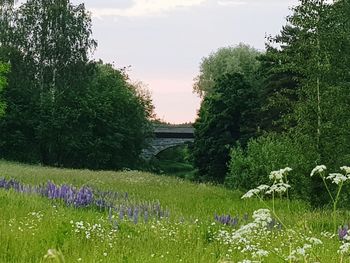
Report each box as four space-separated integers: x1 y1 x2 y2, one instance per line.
0 160 348 262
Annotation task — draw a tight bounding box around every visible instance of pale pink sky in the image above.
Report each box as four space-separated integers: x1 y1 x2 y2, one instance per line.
74 0 298 124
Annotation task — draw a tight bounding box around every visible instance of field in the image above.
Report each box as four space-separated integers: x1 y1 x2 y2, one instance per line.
0 161 349 262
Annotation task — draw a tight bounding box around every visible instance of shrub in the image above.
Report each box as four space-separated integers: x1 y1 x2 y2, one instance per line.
226 133 313 201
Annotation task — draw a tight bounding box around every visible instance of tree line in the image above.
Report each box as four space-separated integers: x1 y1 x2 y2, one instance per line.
191 0 350 206
0 0 154 170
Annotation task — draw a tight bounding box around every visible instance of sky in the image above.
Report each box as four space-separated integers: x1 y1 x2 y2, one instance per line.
72 0 299 124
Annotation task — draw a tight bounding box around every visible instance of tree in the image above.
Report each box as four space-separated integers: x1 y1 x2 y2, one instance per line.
193 43 261 97
257 25 303 133
55 63 153 170
14 0 97 164
0 62 9 117
0 0 97 164
192 73 254 183
252 0 350 205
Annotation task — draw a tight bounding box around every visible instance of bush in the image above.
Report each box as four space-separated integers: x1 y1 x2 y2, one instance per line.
226 133 313 201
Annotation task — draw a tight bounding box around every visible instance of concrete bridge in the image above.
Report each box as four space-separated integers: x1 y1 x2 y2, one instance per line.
141 126 194 160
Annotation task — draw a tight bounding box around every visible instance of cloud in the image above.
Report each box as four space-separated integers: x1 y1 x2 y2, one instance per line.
217 0 247 6
90 0 207 18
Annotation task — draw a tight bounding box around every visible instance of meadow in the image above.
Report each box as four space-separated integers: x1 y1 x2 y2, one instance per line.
0 160 349 263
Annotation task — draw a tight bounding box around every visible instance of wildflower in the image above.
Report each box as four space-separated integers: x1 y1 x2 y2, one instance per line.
321 231 335 238
269 167 292 182
339 167 350 179
306 237 322 246
269 170 283 181
252 249 269 258
280 167 292 174
256 185 269 191
214 214 239 227
43 249 65 263
339 226 348 240
310 165 327 177
241 188 260 199
338 242 350 254
266 183 291 194
252 209 272 227
327 173 348 185
340 166 350 174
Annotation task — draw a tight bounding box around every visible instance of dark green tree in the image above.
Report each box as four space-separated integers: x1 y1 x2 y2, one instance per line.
0 62 9 117
192 73 254 183
257 26 303 133
247 0 350 205
14 0 96 164
55 63 153 170
0 1 154 169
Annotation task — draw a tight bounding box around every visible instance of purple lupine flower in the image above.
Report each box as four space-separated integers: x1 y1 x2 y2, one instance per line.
0 178 6 188
74 187 93 207
339 225 349 240
108 207 113 222
214 214 239 227
133 208 139 224
144 210 149 223
127 207 133 218
119 206 125 220
1 177 171 225
47 182 58 199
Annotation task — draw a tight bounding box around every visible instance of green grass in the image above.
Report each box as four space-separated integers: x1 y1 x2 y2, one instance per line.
0 160 349 262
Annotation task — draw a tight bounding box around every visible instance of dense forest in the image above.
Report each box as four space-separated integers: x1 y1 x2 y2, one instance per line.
0 0 154 170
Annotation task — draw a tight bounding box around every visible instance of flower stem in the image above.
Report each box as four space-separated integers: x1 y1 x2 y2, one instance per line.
322 177 335 203
333 182 343 233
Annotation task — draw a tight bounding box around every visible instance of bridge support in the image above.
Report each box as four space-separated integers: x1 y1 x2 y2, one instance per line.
141 138 193 160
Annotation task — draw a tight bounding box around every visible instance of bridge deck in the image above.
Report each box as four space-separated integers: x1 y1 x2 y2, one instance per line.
154 127 194 136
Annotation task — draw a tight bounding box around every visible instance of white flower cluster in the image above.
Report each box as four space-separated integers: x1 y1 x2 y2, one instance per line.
327 173 348 185
341 166 350 175
265 183 291 194
70 220 118 244
215 209 273 260
238 259 260 263
242 167 292 199
339 243 350 255
251 209 273 228
310 165 327 177
320 231 336 239
311 165 350 185
286 237 322 261
269 167 292 181
8 211 44 235
215 209 326 262
338 229 350 255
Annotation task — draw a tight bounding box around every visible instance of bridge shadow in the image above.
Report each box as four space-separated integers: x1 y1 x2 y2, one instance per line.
149 144 195 180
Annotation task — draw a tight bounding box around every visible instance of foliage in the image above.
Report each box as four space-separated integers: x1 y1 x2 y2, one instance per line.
263 0 350 206
0 62 9 117
226 133 312 200
223 0 350 207
193 43 261 97
192 73 257 183
257 28 302 133
0 1 153 169
150 145 195 180
57 63 153 170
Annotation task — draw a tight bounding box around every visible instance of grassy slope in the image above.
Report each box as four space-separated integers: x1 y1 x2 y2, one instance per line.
0 161 347 262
